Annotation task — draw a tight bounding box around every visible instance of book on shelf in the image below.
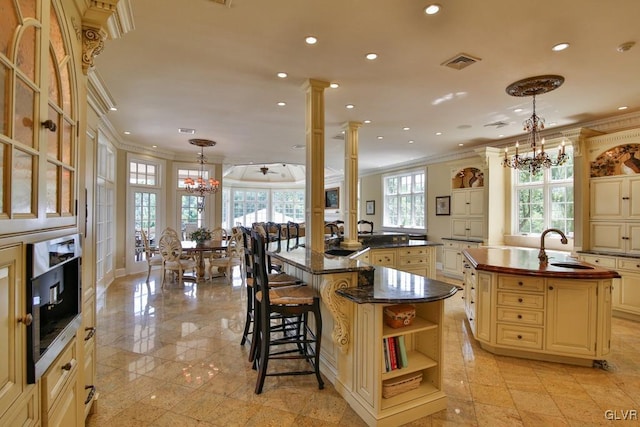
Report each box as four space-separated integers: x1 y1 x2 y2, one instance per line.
383 338 390 372
398 335 408 368
388 336 398 370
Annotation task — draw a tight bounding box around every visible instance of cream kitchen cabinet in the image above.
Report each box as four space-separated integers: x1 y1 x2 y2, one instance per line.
579 253 640 321
451 218 484 240
590 176 640 220
451 188 484 216
42 336 82 427
365 245 437 279
442 239 481 279
589 222 640 254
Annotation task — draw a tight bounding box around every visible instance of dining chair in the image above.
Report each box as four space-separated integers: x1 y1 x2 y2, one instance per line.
251 230 324 394
208 228 243 283
238 226 300 351
158 232 197 288
285 221 300 249
140 229 163 282
324 222 339 237
357 219 374 234
252 223 282 273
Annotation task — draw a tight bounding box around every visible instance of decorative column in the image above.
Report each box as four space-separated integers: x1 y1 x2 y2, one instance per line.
341 121 363 249
303 79 330 253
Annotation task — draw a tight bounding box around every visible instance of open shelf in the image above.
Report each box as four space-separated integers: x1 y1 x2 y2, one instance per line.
382 351 437 380
380 380 440 410
382 316 437 338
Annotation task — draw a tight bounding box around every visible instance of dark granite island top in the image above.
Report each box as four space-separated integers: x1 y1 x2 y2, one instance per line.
335 266 458 304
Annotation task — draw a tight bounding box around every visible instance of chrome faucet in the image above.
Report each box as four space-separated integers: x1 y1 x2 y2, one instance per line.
538 228 568 265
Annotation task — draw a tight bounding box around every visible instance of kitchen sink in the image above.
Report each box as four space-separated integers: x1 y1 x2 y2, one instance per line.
550 262 594 270
325 249 357 257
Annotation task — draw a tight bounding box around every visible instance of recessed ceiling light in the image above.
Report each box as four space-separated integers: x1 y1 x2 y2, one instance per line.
425 4 441 15
109 107 117 111
408 140 415 144
618 106 629 110
292 144 305 150
345 104 355 109
152 145 157 148
514 108 523 113
364 120 372 124
377 136 383 140
435 132 442 136
305 36 317 45
499 134 504 138
124 131 131 135
277 101 286 106
277 72 288 78
330 82 340 89
403 127 410 131
552 42 570 51
178 128 196 134
548 122 557 126
365 53 378 60
458 143 464 147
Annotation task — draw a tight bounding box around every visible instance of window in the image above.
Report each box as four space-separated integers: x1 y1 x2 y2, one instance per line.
514 147 574 235
272 190 305 223
383 170 425 228
129 161 158 186
232 189 268 226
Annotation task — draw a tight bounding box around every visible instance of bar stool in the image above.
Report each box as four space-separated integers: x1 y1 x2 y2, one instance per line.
238 227 300 353
251 230 324 394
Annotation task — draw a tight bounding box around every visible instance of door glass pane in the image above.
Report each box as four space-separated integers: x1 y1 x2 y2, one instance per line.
61 117 71 164
46 162 57 213
46 104 59 158
12 149 33 214
50 3 66 61
17 0 36 19
48 50 60 105
0 143 4 213
16 25 37 82
0 63 7 136
61 167 71 214
14 77 35 147
134 191 158 262
0 0 19 57
60 60 71 114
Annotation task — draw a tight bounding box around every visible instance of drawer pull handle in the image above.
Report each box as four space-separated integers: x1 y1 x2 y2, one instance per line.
84 327 96 341
84 385 96 405
517 335 523 340
518 281 523 286
461 296 465 299
18 313 33 326
517 314 523 319
469 317 473 321
549 286 554 291
518 298 523 303
622 197 630 200
61 362 73 371
471 287 475 290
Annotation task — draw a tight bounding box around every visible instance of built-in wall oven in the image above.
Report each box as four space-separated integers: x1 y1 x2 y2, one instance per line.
26 233 82 383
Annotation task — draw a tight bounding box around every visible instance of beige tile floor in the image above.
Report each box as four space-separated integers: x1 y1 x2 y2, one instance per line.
87 269 640 426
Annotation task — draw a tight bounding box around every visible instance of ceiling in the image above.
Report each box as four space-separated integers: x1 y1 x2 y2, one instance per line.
95 0 640 180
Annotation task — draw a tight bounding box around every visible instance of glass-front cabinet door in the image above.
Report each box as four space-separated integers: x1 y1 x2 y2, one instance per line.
0 0 79 233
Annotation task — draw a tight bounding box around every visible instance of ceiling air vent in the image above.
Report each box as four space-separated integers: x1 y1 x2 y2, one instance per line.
332 133 345 140
441 53 481 70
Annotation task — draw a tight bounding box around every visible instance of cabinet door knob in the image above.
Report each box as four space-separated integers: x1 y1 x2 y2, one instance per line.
517 314 523 319
61 362 73 371
518 298 523 303
517 335 523 340
549 286 554 290
595 259 599 263
18 313 33 326
518 281 523 286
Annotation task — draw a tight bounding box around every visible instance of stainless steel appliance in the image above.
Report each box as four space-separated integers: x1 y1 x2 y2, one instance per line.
26 234 82 383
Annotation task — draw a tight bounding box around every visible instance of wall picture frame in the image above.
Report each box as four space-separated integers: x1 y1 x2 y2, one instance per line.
366 200 375 215
436 196 451 216
325 187 340 209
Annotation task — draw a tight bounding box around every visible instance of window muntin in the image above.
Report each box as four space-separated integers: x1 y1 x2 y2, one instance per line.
177 168 209 188
129 161 158 186
383 170 425 228
514 147 574 235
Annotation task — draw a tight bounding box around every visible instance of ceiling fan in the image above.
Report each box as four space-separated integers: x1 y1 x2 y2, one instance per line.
258 165 278 175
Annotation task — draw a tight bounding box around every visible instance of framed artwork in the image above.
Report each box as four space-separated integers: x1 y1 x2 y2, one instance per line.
325 187 340 209
436 196 450 216
366 200 375 215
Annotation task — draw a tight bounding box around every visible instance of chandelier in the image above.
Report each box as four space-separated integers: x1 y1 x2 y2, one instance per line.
502 75 568 174
184 138 220 212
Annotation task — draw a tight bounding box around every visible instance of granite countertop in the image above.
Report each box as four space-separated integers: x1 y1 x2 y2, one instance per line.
463 247 621 279
336 266 458 304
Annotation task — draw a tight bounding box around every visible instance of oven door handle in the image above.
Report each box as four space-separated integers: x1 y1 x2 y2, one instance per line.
84 327 96 341
84 385 96 405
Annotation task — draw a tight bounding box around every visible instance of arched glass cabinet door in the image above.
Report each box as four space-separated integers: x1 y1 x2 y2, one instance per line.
0 0 78 231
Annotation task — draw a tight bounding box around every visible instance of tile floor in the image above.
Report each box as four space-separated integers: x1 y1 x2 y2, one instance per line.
87 270 640 426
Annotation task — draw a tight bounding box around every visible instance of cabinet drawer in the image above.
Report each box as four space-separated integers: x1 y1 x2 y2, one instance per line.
398 247 428 257
497 291 544 309
398 256 428 267
498 276 544 292
617 258 640 271
443 241 460 249
496 324 543 349
497 307 544 326
42 337 78 413
371 251 395 266
580 254 616 268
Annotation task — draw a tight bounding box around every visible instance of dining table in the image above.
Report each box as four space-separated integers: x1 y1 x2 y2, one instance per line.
181 239 228 280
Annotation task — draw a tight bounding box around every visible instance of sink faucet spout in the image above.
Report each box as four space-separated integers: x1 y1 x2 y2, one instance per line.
538 228 569 265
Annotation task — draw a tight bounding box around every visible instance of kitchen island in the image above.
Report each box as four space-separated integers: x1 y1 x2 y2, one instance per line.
462 246 620 367
269 240 457 426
